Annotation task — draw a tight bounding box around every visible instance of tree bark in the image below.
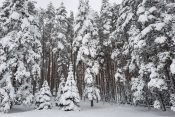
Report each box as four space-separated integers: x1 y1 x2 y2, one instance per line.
91 100 94 107
158 92 166 111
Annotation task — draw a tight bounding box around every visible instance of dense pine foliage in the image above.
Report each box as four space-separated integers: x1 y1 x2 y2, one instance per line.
0 0 175 113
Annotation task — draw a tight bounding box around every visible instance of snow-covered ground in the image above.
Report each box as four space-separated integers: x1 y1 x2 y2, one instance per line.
0 101 175 117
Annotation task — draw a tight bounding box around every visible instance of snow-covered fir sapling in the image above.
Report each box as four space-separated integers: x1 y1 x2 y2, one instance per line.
59 63 80 111
55 74 65 106
0 88 11 113
170 94 175 111
0 76 14 113
35 81 52 110
84 68 101 107
16 83 34 106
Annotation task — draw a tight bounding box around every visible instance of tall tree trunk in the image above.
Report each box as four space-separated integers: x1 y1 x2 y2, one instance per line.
91 100 94 107
47 50 51 86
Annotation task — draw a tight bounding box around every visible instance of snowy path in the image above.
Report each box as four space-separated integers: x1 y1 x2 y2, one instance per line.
0 101 175 117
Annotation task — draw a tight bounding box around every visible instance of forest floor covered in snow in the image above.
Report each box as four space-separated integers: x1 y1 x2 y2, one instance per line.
0 101 175 117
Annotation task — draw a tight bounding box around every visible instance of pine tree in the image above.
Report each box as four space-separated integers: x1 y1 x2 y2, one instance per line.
73 0 101 106
67 11 75 63
59 63 80 111
111 0 141 104
76 9 101 72
133 0 175 111
0 0 175 113
40 2 55 89
99 0 113 47
35 81 52 110
110 0 175 110
73 0 90 53
99 0 116 101
0 0 41 112
84 68 101 107
53 2 69 78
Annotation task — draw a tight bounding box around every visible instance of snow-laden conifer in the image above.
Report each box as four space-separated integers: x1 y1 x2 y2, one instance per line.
59 63 80 111
35 81 52 110
55 75 65 106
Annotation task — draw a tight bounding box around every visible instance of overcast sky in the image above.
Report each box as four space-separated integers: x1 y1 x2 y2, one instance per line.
0 0 123 14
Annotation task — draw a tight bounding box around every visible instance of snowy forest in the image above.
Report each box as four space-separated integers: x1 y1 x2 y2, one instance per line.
0 0 175 116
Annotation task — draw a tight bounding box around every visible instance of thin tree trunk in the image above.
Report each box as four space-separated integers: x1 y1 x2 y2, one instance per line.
158 92 166 111
47 50 51 86
91 100 94 107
